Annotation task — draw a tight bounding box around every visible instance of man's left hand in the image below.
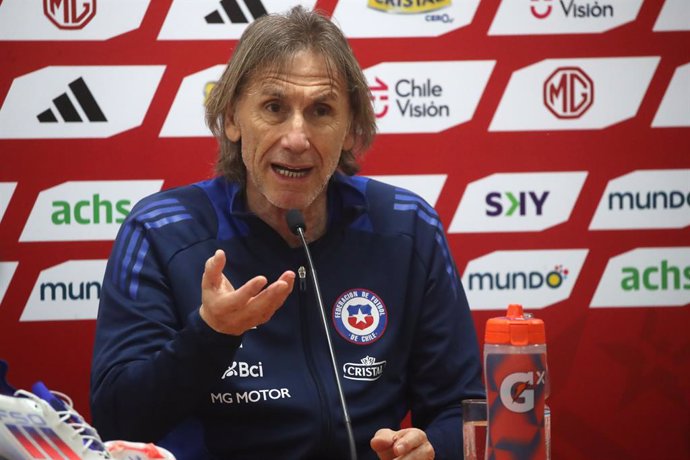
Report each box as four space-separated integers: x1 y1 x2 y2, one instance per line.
370 428 434 459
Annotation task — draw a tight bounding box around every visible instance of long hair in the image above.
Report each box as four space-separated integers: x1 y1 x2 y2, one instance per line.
205 6 376 183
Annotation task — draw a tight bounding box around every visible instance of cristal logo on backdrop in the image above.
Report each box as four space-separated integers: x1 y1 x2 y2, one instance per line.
462 250 588 310
590 169 690 230
21 260 107 322
20 180 163 242
490 57 659 131
489 0 642 35
0 66 164 139
449 172 587 233
364 61 495 134
158 0 317 40
591 247 690 308
332 0 479 38
0 0 149 40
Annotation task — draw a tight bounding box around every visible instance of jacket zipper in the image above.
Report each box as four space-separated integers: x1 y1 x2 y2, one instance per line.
298 264 333 453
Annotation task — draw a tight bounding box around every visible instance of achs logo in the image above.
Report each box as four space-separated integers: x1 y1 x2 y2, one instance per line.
44 0 97 30
333 289 388 345
205 0 267 24
591 247 690 308
37 77 106 123
343 356 387 381
544 67 594 119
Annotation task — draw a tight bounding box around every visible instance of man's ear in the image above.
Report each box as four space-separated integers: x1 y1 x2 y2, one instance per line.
343 129 355 151
224 108 241 142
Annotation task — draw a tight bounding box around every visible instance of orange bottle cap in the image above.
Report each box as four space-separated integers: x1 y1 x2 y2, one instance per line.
485 304 545 346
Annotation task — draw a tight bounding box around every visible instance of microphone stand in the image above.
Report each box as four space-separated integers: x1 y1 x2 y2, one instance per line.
289 211 357 460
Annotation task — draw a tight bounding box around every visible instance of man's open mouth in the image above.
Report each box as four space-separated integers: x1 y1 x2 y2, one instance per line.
272 164 311 178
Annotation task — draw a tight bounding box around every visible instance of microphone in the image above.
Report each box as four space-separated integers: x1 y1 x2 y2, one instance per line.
286 209 357 460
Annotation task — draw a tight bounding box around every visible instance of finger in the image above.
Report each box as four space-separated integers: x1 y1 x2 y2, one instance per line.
233 275 269 305
201 250 228 290
391 429 430 458
370 429 396 460
246 272 295 320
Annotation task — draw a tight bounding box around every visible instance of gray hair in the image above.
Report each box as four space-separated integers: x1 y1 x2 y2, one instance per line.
205 6 376 183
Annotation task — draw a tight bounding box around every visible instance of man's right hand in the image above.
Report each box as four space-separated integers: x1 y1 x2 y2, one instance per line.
199 249 295 335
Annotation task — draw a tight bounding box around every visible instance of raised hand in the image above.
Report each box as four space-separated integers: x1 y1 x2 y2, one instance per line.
199 249 295 335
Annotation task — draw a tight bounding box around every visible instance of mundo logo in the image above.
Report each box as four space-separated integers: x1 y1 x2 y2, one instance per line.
590 169 690 230
449 172 587 233
462 250 588 310
21 260 107 321
591 247 690 308
490 0 642 35
364 61 494 134
20 180 163 242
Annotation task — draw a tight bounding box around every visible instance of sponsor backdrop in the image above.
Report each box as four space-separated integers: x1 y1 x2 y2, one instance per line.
0 0 688 458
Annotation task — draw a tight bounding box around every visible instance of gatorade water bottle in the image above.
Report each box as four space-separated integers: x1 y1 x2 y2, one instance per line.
484 304 548 460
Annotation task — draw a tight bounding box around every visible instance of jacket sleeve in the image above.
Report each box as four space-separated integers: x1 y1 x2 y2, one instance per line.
89 199 241 442
407 218 485 459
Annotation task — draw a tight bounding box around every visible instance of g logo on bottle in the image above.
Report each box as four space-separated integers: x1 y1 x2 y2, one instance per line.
499 371 535 413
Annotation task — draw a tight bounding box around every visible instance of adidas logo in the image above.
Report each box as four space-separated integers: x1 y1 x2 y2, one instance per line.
37 77 107 123
205 0 267 24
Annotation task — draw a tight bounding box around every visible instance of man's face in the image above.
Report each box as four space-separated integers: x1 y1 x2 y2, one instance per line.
225 50 354 215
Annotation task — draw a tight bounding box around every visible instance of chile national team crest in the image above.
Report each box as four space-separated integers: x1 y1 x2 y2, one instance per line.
333 289 388 345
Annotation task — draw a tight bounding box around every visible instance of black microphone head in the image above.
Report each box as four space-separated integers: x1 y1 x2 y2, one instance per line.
286 209 306 236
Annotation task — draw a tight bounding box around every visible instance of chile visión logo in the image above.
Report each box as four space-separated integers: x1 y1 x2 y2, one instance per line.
333 289 387 345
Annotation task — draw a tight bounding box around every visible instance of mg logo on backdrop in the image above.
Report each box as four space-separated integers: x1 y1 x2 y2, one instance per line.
591 248 690 308
462 250 588 310
21 260 106 321
0 66 164 138
43 0 97 29
652 63 690 128
20 180 163 242
0 0 149 40
490 0 642 35
363 61 495 134
590 170 690 230
332 0 479 38
490 57 659 131
544 67 594 119
449 172 587 233
158 0 317 40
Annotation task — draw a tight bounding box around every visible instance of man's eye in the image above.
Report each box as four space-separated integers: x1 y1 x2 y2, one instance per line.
314 104 331 117
265 102 282 113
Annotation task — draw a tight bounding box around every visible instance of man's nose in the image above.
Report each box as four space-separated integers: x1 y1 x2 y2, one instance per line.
281 115 310 153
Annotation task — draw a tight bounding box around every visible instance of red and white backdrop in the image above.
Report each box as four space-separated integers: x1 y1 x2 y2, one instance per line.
1 0 688 458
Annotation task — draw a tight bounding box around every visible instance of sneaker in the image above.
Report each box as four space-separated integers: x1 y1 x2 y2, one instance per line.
105 441 175 460
0 360 111 459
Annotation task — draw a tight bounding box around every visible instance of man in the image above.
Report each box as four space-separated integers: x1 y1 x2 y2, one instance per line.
91 6 483 459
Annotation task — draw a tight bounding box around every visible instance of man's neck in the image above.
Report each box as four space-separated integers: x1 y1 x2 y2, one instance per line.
246 190 328 248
